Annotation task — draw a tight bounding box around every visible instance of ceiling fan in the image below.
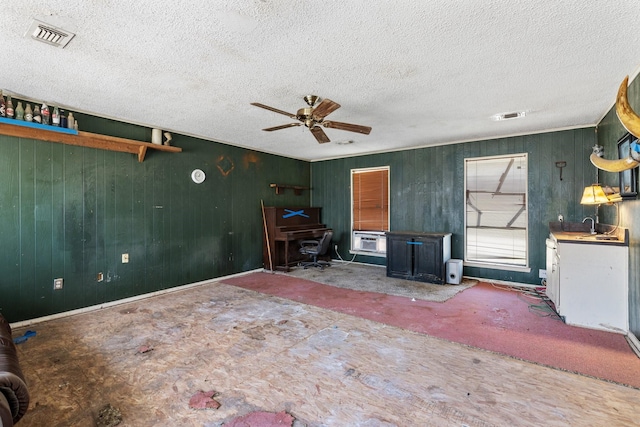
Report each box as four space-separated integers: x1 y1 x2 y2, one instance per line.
251 95 372 144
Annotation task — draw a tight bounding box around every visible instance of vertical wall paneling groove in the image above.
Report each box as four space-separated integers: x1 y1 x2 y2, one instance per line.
0 136 20 317
34 141 51 318
19 138 36 319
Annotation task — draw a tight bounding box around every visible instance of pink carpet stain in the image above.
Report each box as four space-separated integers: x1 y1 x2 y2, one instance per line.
188 390 221 410
136 345 153 354
225 410 295 426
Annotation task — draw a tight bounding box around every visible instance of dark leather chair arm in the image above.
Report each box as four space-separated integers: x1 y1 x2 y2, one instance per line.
0 317 29 426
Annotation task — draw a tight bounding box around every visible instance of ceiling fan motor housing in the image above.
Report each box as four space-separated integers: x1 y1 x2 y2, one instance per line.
297 107 317 128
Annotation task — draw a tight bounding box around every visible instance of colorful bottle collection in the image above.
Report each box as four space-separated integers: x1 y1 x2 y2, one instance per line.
0 91 78 130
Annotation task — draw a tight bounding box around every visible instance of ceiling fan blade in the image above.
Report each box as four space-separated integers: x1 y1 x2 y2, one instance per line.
263 123 302 132
251 103 297 119
322 120 372 135
310 126 331 144
311 99 341 120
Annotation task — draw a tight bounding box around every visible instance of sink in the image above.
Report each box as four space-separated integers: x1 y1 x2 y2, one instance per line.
549 221 628 245
573 233 617 241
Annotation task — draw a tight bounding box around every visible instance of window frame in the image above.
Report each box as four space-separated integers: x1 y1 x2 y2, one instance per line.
350 166 390 257
464 153 530 272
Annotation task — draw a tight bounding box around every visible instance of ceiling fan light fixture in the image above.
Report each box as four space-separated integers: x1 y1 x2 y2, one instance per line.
491 111 527 121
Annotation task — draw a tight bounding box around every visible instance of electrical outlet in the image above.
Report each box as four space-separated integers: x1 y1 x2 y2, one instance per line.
97 272 104 282
538 269 547 279
558 214 564 222
53 278 64 290
122 253 129 263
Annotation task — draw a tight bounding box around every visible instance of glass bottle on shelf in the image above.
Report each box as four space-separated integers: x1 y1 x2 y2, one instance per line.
59 109 67 128
33 105 42 123
67 112 75 129
41 103 50 125
6 96 14 119
24 104 33 122
0 91 5 117
15 102 24 120
51 106 60 126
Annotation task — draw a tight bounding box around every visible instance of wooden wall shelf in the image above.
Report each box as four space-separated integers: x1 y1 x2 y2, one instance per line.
0 118 181 162
270 183 310 195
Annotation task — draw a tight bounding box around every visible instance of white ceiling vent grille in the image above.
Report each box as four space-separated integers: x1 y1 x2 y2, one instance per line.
491 111 527 121
26 19 75 48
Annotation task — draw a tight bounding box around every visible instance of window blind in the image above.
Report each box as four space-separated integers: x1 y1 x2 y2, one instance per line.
352 168 389 231
465 154 528 267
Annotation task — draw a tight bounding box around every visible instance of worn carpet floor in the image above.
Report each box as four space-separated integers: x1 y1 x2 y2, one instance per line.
224 266 640 389
285 262 476 302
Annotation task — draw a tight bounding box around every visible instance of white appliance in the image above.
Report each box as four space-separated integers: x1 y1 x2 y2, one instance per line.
545 237 559 307
446 259 463 284
546 233 628 333
352 231 386 253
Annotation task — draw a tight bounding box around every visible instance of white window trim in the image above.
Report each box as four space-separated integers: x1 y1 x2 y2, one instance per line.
464 153 530 271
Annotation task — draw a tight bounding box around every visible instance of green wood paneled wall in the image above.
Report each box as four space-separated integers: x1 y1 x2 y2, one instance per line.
311 128 596 284
0 112 310 322
597 74 640 337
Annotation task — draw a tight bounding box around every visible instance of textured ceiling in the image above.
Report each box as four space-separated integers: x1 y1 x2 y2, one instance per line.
3 1 640 161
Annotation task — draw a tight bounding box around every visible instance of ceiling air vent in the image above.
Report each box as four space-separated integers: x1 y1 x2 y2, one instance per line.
26 19 75 48
491 111 527 121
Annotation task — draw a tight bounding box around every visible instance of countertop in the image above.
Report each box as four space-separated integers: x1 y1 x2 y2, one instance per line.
548 221 628 246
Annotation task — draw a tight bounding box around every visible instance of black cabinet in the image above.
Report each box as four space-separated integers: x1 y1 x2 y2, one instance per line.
386 231 452 284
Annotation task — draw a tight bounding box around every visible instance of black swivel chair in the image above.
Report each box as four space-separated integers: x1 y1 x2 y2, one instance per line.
299 230 333 269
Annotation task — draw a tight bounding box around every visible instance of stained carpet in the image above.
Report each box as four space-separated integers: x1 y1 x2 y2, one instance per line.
285 262 477 302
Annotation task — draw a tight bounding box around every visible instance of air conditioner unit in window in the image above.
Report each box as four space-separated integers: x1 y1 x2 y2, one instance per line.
352 231 387 253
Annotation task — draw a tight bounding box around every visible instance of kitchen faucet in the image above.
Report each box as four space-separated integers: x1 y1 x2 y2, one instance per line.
582 217 596 234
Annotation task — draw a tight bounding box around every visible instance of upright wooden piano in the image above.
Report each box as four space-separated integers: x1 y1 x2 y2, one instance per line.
262 206 331 271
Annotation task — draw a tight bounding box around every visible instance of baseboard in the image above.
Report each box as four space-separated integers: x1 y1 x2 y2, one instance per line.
10 268 262 329
626 332 640 359
465 275 540 289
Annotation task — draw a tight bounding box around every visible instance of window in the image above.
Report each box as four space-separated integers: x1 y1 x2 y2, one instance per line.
351 167 389 255
464 154 528 269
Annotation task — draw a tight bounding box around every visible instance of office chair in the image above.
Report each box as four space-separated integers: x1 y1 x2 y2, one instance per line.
299 230 333 269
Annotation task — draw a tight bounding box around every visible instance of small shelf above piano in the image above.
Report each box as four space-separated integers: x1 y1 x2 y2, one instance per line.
270 183 310 195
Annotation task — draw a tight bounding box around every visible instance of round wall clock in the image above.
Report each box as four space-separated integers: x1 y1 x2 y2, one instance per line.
191 169 206 184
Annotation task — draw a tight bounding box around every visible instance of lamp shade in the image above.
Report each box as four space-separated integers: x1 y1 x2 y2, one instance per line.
580 184 622 205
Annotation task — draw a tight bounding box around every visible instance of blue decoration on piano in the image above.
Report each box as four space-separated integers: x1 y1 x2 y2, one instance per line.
282 209 309 219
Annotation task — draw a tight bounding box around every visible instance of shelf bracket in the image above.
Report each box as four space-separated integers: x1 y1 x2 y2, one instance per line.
138 146 148 163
